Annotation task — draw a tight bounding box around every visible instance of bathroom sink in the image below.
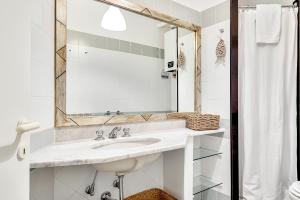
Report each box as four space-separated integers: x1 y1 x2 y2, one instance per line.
91 137 161 150
91 137 161 175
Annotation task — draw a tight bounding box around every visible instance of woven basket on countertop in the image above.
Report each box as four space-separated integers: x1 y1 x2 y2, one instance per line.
124 188 177 200
168 112 220 131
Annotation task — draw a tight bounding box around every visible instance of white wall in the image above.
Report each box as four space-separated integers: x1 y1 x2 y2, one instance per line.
200 19 231 199
29 1 55 200
60 157 163 200
172 0 228 12
201 21 230 119
30 0 55 129
31 156 164 200
66 45 172 114
30 168 54 200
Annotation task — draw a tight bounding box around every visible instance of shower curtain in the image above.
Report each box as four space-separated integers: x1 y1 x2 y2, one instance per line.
239 8 298 200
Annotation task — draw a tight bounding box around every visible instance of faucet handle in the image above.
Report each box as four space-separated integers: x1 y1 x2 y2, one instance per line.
95 130 105 140
101 191 116 200
122 128 131 137
108 126 122 139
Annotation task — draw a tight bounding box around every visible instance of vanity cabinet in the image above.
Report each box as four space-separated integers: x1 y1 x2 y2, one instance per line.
30 125 227 200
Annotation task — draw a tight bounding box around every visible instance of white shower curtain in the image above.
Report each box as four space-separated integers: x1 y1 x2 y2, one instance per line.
239 8 298 200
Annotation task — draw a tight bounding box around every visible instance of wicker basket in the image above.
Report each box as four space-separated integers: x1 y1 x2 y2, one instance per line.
168 112 220 131
124 188 177 200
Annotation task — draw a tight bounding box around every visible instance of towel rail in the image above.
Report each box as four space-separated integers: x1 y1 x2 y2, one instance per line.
239 5 297 9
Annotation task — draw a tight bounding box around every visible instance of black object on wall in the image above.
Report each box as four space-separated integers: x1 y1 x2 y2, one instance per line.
230 1 239 200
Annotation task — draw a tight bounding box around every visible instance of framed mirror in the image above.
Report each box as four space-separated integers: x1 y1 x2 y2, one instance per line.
55 0 201 127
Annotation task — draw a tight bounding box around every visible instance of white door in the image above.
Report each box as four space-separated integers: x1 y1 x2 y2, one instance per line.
0 1 31 199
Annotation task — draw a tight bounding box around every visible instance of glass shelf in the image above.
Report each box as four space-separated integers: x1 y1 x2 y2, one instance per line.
193 175 222 196
193 148 222 161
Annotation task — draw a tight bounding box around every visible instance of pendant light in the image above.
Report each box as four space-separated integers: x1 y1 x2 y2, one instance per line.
101 6 127 31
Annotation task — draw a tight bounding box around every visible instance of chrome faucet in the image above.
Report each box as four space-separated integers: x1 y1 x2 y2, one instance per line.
122 128 131 137
108 127 121 139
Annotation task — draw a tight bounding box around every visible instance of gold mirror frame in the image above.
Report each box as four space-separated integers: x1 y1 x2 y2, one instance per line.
55 0 201 127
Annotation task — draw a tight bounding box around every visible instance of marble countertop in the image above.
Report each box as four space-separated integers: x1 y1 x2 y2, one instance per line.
30 128 225 168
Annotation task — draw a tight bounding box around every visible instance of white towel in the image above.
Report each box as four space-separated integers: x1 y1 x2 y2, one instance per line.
256 4 282 44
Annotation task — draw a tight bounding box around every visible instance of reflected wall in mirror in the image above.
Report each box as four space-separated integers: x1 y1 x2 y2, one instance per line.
55 0 201 127
66 0 179 115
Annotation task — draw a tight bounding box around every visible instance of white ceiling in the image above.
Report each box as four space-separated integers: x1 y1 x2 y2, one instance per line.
172 0 227 12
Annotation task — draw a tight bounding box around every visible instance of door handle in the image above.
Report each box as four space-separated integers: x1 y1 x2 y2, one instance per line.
16 119 40 134
13 119 40 160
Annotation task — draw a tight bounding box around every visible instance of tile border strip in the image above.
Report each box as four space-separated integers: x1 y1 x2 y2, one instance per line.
67 30 165 59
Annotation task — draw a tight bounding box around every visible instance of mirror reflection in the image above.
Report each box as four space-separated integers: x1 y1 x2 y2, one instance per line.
66 0 195 116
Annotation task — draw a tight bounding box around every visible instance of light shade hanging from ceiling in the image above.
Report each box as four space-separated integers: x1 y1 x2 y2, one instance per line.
101 6 127 31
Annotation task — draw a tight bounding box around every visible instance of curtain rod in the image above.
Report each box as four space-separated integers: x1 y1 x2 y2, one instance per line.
238 5 297 9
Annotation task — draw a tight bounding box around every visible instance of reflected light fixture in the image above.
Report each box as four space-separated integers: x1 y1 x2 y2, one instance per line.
101 6 127 31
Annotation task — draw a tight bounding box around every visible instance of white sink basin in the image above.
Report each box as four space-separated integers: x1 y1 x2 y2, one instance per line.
91 137 161 175
91 137 160 150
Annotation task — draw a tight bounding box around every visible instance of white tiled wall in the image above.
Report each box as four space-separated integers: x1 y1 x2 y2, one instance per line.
29 0 55 197
30 168 54 200
199 19 231 200
200 1 230 27
197 2 232 200
30 128 54 153
55 119 185 142
29 1 232 200
201 20 230 120
29 0 55 130
172 0 228 13
31 153 164 200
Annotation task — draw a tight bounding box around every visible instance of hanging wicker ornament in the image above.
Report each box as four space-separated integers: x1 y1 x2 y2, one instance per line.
178 49 185 67
178 43 185 67
216 38 226 64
